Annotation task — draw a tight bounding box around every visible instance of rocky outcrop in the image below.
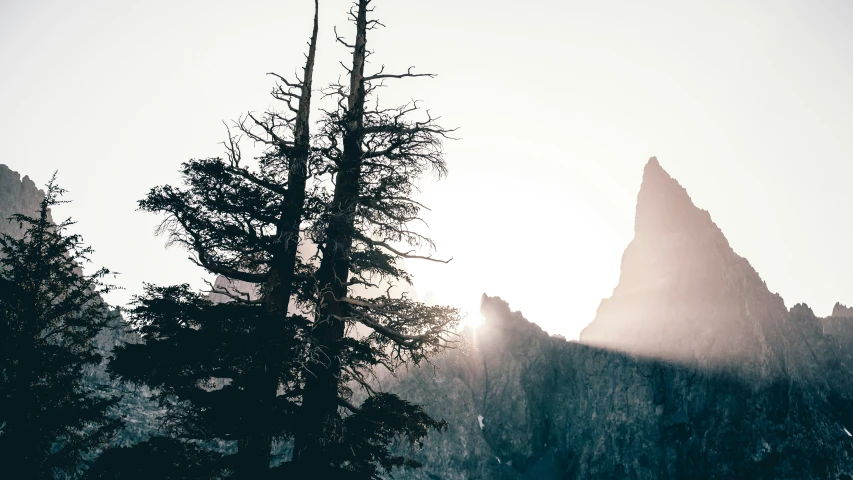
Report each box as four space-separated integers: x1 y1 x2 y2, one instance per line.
833 303 853 319
579 158 819 383
0 164 49 238
384 294 853 479
381 158 853 478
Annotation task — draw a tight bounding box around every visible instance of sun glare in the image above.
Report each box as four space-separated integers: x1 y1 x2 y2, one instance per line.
420 288 485 331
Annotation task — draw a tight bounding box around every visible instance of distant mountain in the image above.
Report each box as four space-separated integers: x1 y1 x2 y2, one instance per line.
377 158 853 478
6 159 853 478
0 164 50 238
833 303 853 319
580 157 819 382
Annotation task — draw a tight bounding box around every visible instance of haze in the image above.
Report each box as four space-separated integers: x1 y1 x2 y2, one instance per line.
1 0 851 339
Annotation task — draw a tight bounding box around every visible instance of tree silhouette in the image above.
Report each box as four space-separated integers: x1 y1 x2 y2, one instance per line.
0 176 120 478
103 1 460 477
291 1 461 477
99 2 321 478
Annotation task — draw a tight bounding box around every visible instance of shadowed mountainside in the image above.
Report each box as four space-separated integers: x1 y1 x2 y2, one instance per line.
378 158 853 479
382 293 853 479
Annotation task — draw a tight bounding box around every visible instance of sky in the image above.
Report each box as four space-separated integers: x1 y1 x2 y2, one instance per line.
1 0 851 339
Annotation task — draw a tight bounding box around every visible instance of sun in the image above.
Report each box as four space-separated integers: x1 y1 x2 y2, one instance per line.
421 288 485 330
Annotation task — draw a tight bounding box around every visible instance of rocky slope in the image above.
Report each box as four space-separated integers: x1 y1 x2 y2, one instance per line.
0 164 50 237
380 158 853 479
580 158 815 382
385 295 853 479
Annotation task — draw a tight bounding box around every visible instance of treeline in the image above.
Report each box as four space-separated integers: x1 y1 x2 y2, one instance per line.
0 1 461 478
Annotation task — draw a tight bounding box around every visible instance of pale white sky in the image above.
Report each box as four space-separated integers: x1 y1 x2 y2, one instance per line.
1 0 851 339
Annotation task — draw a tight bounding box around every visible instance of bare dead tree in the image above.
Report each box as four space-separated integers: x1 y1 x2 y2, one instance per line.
292 1 462 477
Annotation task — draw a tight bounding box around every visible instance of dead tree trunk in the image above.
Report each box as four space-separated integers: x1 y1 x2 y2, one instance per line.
235 2 319 477
290 1 460 475
293 0 368 468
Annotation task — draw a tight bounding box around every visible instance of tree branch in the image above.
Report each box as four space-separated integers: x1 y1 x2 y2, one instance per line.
358 236 451 264
365 66 436 82
202 278 262 304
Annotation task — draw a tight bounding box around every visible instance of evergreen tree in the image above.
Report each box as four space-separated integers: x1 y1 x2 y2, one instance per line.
101 1 460 477
88 284 306 479
291 1 462 477
0 176 120 478
96 2 321 478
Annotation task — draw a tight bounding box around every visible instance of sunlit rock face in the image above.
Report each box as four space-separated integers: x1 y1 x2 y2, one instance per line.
580 158 813 382
380 158 853 478
0 164 49 239
833 303 853 319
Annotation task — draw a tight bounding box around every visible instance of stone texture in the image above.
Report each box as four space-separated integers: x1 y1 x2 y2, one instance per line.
580 158 809 382
0 164 49 239
380 158 853 479
833 303 853 319
385 294 853 479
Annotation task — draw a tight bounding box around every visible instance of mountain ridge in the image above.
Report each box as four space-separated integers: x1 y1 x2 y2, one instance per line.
378 157 853 478
4 161 853 478
579 157 821 384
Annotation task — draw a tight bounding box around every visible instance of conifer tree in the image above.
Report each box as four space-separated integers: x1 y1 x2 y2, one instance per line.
291 1 462 477
101 1 461 477
97 2 321 478
0 177 120 478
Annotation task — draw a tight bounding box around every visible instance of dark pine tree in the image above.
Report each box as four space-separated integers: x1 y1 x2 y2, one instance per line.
0 177 120 479
291 1 462 477
88 284 307 479
92 2 321 478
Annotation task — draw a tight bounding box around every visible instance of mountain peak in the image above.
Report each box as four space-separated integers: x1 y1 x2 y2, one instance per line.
579 157 804 380
634 157 722 243
643 155 662 175
0 164 48 239
832 302 853 318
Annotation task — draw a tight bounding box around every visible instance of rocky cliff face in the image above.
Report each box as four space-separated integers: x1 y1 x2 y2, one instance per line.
0 164 49 238
386 294 853 479
833 303 853 319
579 158 816 382
380 158 853 479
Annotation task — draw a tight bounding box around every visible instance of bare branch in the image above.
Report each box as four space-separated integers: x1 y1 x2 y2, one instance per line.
189 254 266 284
338 397 362 414
366 66 436 82
358 236 451 264
334 25 355 48
332 313 427 348
202 278 263 304
267 72 301 88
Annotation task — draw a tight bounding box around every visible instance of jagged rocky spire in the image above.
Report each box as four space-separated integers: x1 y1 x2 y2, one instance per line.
0 164 49 239
832 302 853 318
579 157 816 381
